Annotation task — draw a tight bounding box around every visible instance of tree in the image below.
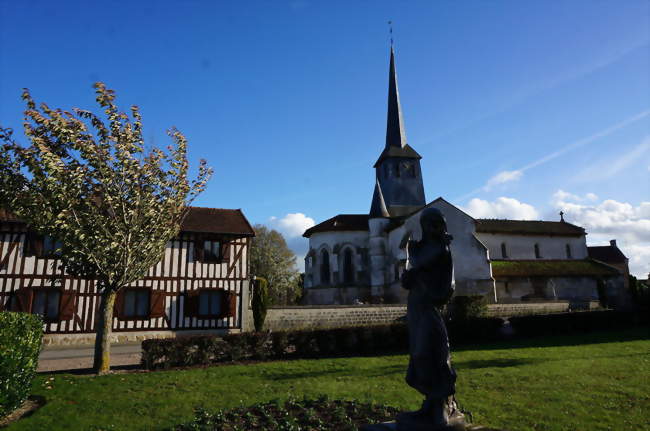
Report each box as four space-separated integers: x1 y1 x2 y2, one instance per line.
0 83 211 374
250 224 301 305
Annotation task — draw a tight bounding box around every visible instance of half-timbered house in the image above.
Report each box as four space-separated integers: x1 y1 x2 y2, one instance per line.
0 207 255 345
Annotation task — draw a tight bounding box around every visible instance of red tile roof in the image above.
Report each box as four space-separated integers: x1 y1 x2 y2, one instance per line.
491 259 621 277
0 206 255 236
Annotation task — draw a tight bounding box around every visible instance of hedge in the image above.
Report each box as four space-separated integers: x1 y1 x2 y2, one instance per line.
142 317 504 370
509 310 649 337
0 312 43 418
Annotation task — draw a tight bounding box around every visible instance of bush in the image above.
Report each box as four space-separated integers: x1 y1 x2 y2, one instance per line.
509 310 648 338
252 277 269 332
0 312 43 418
449 295 487 321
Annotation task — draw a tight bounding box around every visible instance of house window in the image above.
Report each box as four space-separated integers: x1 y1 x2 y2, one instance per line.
343 248 355 284
501 243 508 259
203 240 221 262
534 243 541 259
123 289 150 318
198 290 222 317
43 236 62 256
320 249 330 285
566 244 572 259
32 289 61 320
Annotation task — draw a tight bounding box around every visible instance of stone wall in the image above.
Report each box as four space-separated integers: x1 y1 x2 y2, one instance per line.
264 301 573 331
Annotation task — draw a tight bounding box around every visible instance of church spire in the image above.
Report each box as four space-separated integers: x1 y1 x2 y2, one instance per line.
385 46 407 149
369 178 390 218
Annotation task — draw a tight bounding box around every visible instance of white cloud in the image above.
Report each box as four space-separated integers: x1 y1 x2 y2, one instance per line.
572 136 650 183
268 213 315 238
552 190 650 277
463 197 539 220
485 170 523 190
267 213 315 273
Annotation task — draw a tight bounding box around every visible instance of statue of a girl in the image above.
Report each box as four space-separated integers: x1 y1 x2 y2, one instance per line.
397 207 465 430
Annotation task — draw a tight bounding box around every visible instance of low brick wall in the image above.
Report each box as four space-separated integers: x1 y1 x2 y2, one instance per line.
265 301 573 331
265 305 406 331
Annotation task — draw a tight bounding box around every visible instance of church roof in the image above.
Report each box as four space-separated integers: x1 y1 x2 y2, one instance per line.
588 244 628 263
303 214 369 238
373 46 422 167
369 179 390 218
475 219 585 236
491 259 621 277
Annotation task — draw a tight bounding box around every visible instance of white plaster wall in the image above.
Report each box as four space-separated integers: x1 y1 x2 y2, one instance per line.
386 199 495 299
476 233 588 260
306 230 369 287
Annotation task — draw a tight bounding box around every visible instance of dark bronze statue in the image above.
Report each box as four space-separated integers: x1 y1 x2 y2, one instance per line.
397 207 465 430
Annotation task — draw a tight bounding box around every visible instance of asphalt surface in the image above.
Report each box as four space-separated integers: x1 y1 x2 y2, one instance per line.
38 343 142 372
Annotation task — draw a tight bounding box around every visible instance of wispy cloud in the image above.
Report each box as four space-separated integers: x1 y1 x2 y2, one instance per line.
572 136 650 182
455 109 650 202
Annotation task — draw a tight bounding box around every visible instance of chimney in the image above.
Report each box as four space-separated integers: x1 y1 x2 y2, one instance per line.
610 239 617 247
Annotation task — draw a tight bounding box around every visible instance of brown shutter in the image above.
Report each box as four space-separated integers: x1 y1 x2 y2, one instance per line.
14 287 33 312
149 290 166 318
220 241 231 263
220 291 237 318
193 237 204 262
185 290 199 317
113 289 125 319
58 290 76 320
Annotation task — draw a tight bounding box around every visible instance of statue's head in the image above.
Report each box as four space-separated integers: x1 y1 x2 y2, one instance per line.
420 207 447 239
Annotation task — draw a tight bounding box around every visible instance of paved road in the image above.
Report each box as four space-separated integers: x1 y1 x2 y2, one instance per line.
38 343 142 372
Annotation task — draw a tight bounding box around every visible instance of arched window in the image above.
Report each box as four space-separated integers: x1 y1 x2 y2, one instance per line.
320 249 330 285
534 243 541 259
565 244 572 259
501 243 508 259
343 248 355 284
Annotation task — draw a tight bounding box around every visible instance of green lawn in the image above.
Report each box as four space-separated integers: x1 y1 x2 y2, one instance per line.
9 328 650 431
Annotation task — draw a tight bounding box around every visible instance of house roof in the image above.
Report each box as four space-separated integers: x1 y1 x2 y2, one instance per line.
491 259 621 278
0 206 255 237
181 207 255 236
475 219 585 236
587 245 628 263
303 214 369 238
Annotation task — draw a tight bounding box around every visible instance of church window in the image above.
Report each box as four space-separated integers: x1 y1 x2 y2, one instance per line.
343 248 354 284
565 244 572 259
320 249 330 285
395 162 400 177
534 243 541 259
501 243 508 259
401 161 416 178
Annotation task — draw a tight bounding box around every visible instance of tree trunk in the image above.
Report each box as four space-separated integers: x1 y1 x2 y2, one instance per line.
93 287 117 375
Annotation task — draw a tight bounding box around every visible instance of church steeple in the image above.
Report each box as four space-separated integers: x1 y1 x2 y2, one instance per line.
371 46 426 217
385 46 407 149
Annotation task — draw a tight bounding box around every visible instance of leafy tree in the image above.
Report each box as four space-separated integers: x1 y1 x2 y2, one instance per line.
250 224 301 305
0 83 211 374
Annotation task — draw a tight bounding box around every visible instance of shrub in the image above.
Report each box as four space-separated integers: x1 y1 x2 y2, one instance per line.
0 312 43 418
252 277 269 331
449 295 487 321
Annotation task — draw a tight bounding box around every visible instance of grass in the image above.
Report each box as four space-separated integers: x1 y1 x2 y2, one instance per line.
8 328 650 431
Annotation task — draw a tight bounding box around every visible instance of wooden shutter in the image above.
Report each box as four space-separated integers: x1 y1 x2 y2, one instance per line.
14 287 33 312
185 290 199 317
220 241 231 263
193 237 204 262
149 290 166 318
113 289 125 319
24 232 43 257
220 291 237 318
58 290 76 320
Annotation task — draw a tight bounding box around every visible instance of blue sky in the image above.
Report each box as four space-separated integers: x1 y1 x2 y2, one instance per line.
1 1 648 275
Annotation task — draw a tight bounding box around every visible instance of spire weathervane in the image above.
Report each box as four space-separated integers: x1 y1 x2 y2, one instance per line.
388 20 394 46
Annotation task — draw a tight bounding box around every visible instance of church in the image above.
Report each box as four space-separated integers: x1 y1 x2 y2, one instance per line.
302 47 627 306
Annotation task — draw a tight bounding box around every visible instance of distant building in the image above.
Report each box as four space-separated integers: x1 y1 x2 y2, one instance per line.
588 240 630 289
302 48 626 306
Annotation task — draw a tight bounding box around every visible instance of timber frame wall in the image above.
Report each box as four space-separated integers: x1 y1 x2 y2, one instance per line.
0 222 250 335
